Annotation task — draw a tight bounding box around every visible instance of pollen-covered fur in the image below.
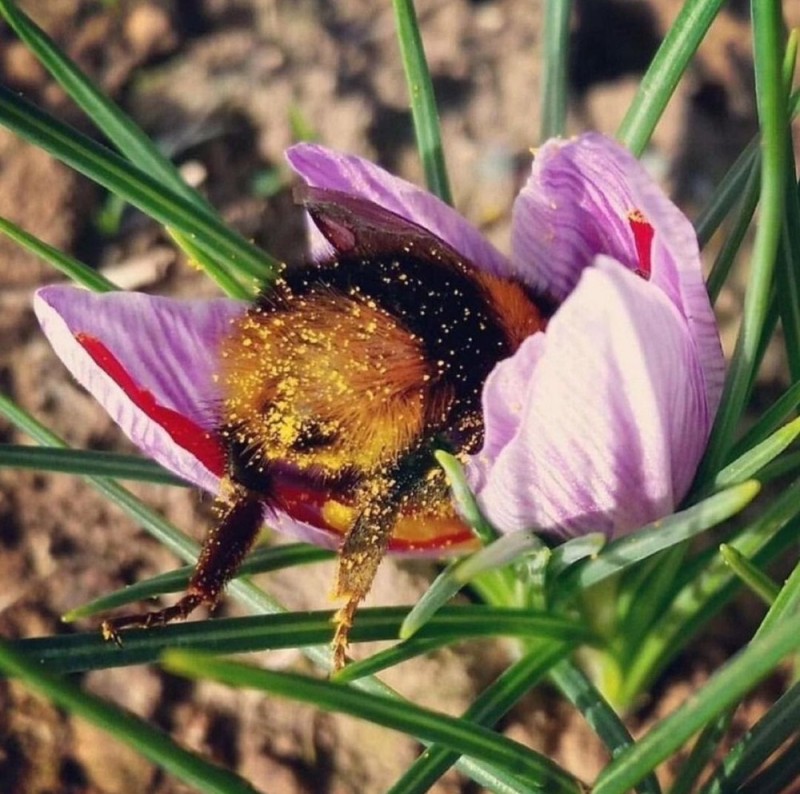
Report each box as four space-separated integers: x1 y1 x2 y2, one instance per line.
219 275 433 475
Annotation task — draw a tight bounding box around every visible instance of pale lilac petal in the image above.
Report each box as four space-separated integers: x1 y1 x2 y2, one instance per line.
511 133 724 415
472 331 546 485
472 257 709 539
511 135 640 296
267 511 342 551
286 143 511 277
34 285 244 492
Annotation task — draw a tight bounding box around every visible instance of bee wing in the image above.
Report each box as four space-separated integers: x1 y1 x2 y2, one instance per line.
295 185 472 272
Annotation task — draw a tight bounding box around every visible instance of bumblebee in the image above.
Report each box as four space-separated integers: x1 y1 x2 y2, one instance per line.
103 187 548 669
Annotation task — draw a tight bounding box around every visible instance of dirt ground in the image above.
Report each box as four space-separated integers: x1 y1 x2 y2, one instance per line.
0 1 793 792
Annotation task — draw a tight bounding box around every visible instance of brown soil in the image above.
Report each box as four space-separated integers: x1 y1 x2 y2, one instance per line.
0 1 790 792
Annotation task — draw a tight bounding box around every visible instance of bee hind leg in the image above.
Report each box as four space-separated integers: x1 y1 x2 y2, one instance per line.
331 495 397 671
101 481 265 644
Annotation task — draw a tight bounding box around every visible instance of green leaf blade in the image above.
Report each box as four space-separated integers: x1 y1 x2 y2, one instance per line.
617 0 725 156
164 653 586 794
0 215 117 292
593 618 800 794
0 639 259 794
392 0 452 204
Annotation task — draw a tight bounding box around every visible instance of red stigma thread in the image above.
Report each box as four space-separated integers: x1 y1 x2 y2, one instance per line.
628 210 654 279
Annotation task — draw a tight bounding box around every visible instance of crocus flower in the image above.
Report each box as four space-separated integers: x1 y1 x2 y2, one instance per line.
34 133 724 552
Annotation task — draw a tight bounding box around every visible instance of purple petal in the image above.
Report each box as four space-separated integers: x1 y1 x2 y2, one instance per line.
471 257 710 539
268 511 342 552
34 285 244 492
475 331 545 475
511 133 724 416
286 143 511 277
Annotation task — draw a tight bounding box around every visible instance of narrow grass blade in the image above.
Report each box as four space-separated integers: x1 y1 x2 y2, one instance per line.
696 87 800 250
614 546 689 675
556 481 761 597
705 160 760 305
735 735 800 794
392 0 452 204
0 215 116 292
758 556 800 637
540 0 571 140
755 449 800 483
435 450 497 543
388 643 574 794
694 137 759 249
744 289 782 409
466 567 521 612
666 715 731 794
0 639 259 794
406 607 588 643
11 611 373 675
163 652 586 794
400 530 548 639
620 479 800 703
333 637 450 684
695 80 798 253
776 29 800 375
11 606 588 676
592 617 800 794
616 0 725 156
697 0 789 480
0 444 186 486
549 660 661 794
546 533 606 579
0 86 276 291
63 544 334 622
700 682 800 794
708 415 800 492
775 30 800 377
729 378 800 460
96 192 127 235
167 228 255 301
777 176 800 380
719 544 779 605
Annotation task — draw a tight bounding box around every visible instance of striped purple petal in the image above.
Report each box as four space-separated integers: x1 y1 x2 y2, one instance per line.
511 133 724 417
471 257 710 538
34 285 242 492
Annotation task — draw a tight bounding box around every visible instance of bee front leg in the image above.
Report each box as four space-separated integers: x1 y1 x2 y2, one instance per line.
101 480 264 643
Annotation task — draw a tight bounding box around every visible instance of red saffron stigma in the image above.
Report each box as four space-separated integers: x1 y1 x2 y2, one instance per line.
628 210 654 279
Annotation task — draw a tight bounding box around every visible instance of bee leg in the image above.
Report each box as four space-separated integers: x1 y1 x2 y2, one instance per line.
329 450 437 672
331 495 397 671
101 480 264 643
